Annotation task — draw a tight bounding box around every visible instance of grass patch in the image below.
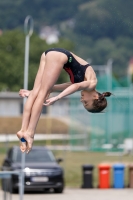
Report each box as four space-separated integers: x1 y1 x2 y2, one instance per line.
0 141 132 188
0 116 68 134
53 150 133 188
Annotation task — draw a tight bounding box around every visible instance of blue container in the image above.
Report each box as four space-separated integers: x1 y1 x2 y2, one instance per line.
113 164 125 188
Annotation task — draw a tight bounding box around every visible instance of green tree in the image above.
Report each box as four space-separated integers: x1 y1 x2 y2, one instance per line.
0 29 74 91
0 0 89 30
74 0 133 40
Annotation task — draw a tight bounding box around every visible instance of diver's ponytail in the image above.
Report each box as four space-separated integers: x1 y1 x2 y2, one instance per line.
102 92 112 97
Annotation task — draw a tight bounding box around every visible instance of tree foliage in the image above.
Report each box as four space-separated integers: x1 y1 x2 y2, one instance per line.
0 0 133 89
74 0 133 40
0 0 89 30
0 29 74 91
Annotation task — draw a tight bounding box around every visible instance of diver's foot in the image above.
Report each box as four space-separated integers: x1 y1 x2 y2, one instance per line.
17 130 27 153
22 132 34 153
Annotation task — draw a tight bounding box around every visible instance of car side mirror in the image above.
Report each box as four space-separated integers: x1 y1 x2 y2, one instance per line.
56 158 63 163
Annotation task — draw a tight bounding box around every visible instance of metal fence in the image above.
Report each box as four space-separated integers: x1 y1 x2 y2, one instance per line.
0 153 25 200
68 61 133 152
0 171 21 200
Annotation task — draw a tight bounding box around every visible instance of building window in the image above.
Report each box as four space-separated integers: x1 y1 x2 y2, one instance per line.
20 103 23 114
20 103 47 115
42 106 47 114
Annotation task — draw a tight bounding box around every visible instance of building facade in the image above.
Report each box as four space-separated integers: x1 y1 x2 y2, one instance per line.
0 91 70 117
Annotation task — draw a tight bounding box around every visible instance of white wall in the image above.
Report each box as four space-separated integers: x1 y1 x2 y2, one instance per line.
0 99 21 116
0 92 22 116
0 92 71 117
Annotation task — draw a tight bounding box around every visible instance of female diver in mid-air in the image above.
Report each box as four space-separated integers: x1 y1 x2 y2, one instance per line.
17 48 111 153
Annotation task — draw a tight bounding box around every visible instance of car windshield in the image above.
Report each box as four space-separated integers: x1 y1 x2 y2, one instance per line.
14 149 56 163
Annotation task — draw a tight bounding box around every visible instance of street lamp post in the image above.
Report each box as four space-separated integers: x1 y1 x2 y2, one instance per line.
20 16 34 200
23 15 34 104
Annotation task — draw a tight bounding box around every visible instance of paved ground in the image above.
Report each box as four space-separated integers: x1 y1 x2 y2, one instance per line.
1 188 133 200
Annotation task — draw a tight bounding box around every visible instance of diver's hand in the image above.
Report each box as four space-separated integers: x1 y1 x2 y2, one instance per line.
43 96 59 106
19 89 31 98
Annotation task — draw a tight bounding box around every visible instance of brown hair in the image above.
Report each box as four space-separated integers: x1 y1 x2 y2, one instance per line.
87 92 112 113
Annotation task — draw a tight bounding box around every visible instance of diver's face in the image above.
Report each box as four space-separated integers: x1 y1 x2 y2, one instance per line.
80 90 99 110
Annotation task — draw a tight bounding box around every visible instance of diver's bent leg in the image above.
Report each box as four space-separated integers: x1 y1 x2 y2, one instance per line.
23 59 64 153
17 53 46 151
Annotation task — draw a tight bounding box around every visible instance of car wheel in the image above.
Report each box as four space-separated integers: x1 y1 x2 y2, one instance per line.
44 188 50 193
1 177 18 193
10 179 18 194
1 179 6 191
54 187 64 193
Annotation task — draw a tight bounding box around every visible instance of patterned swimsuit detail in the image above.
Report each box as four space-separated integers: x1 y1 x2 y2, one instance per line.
45 48 90 83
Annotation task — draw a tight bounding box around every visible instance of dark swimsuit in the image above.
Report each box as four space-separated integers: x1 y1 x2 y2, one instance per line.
45 48 90 83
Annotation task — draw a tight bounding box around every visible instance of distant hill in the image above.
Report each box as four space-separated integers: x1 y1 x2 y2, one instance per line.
0 0 132 39
0 0 89 30
0 0 133 79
